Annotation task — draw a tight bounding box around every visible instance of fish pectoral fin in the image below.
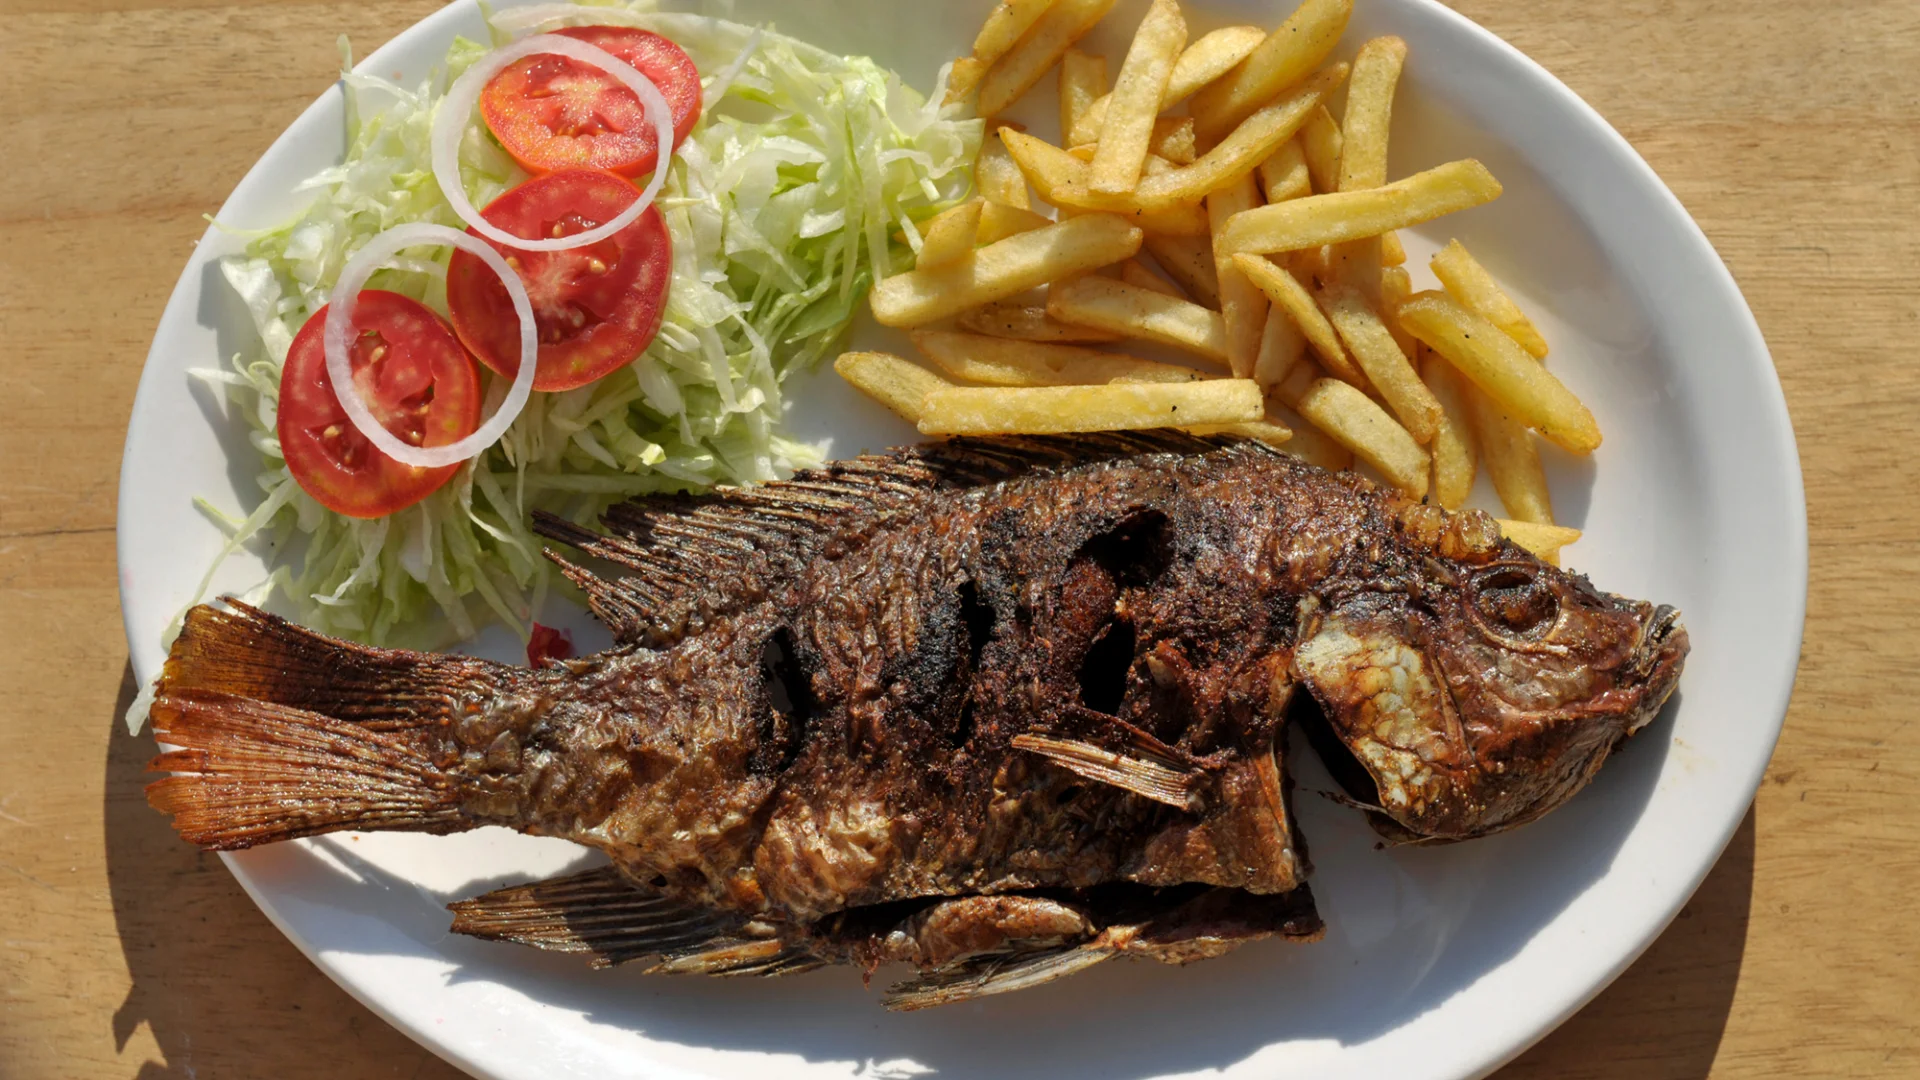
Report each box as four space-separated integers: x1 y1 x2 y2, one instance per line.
647 939 827 978
1011 733 1207 811
880 943 1117 1012
448 866 747 970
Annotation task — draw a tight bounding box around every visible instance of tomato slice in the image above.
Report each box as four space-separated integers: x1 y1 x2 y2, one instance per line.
278 291 483 519
445 169 672 392
480 26 702 179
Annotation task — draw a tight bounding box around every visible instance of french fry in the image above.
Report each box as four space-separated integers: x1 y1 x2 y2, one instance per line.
1299 103 1342 193
1090 0 1188 195
911 330 1205 386
1328 236 1383 306
1002 129 1209 236
918 379 1264 435
958 302 1124 343
1397 292 1598 453
1258 138 1312 203
1059 49 1107 147
976 201 1054 245
977 123 1032 209
946 57 989 105
1337 36 1407 192
1495 518 1581 567
1055 65 1345 215
1466 386 1553 524
1231 253 1364 386
1119 257 1185 298
1184 417 1295 446
1421 348 1479 510
1047 275 1231 365
1381 231 1406 265
1254 303 1306 388
1220 160 1503 255
1275 365 1427 497
1209 172 1269 378
1378 263 1417 358
978 0 1117 118
834 351 953 424
1316 281 1439 443
915 198 984 270
1190 0 1352 141
1430 239 1549 358
1142 233 1220 308
975 0 1058 66
1072 25 1267 145
1069 117 1196 165
1269 402 1352 470
870 213 1142 327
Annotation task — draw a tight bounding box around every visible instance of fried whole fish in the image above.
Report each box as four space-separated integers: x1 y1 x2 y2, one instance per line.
146 432 1687 1008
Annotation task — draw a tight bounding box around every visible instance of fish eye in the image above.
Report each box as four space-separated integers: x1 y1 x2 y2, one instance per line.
1471 566 1560 636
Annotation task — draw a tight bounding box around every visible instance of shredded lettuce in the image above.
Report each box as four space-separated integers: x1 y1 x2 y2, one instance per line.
194 3 980 649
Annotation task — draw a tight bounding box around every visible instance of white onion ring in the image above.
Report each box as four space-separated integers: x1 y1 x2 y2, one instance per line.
323 223 538 469
431 33 676 252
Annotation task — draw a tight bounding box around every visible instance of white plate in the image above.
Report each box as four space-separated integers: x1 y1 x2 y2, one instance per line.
118 1 1806 1078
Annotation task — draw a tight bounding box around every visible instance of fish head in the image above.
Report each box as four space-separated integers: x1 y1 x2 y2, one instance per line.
1289 505 1689 842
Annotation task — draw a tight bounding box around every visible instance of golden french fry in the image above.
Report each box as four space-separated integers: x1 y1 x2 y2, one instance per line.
1328 236 1383 307
1317 282 1439 443
1231 253 1364 386
978 0 1117 118
1337 36 1408 192
1378 263 1418 361
1090 0 1188 194
915 198 984 270
1048 275 1230 365
912 330 1206 386
1466 385 1552 524
1190 0 1352 141
1430 239 1550 358
1220 160 1503 255
1142 233 1220 308
1381 231 1406 265
1397 292 1598 453
1184 417 1295 446
1254 303 1306 388
1421 348 1478 511
919 379 1264 435
945 56 989 104
977 123 1032 209
976 201 1053 245
1299 103 1342 193
1069 118 1196 165
1270 402 1352 470
1495 518 1581 566
1059 49 1107 146
1258 138 1312 203
1119 257 1185 298
1058 65 1344 215
958 302 1125 343
1001 130 1209 235
975 0 1058 66
1072 26 1267 145
1275 365 1427 497
1209 172 1268 378
834 351 953 424
871 213 1142 327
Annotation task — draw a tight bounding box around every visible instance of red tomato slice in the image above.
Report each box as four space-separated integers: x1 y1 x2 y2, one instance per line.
445 169 672 392
278 291 483 519
480 26 702 179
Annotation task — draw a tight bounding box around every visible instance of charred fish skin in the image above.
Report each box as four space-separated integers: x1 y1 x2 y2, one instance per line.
144 432 1686 1004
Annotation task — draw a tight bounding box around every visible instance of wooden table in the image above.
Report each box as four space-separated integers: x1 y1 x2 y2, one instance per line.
4 1 1915 1076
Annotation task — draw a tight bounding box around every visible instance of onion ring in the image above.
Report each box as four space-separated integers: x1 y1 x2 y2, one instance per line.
323 223 538 469
430 33 676 252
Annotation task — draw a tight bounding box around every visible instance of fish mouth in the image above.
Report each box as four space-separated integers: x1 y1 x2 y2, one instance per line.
1628 604 1689 731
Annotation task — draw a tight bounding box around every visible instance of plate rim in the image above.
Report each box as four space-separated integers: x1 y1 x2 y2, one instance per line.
116 1 1809 1077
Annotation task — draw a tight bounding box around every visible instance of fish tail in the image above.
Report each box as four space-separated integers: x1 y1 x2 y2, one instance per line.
146 602 524 850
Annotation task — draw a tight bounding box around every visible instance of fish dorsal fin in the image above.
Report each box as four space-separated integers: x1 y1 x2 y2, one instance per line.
538 431 1236 647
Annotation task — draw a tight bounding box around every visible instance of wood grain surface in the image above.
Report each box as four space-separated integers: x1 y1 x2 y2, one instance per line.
3 1 1915 1077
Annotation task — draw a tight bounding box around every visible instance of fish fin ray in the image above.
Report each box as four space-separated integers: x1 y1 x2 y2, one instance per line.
646 939 826 978
448 867 747 969
881 944 1116 1011
146 690 468 851
1011 733 1207 811
534 433 1235 647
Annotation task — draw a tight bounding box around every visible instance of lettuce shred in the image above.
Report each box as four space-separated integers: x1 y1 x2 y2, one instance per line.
195 2 980 649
